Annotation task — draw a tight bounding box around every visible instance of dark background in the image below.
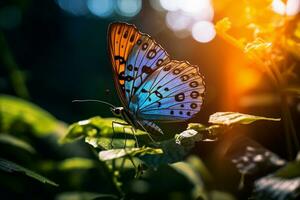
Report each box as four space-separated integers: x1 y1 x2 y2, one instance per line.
1 0 226 123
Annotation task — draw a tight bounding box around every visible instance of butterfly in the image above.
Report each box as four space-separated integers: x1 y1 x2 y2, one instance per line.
107 22 205 136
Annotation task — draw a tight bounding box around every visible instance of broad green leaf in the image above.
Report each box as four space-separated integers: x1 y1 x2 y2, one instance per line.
209 112 280 126
175 129 200 147
252 158 300 200
62 116 147 144
175 125 221 147
105 157 140 170
274 160 300 179
0 94 65 136
187 123 207 131
85 136 135 150
226 136 286 176
99 147 163 161
0 133 35 153
171 161 206 199
0 158 58 186
170 156 214 200
55 192 118 200
209 191 236 200
253 176 300 200
140 139 187 168
57 157 96 171
185 156 213 184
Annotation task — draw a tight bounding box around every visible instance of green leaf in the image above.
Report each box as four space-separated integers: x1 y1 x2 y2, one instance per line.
85 136 136 150
171 160 206 199
0 133 35 153
187 123 207 131
185 156 213 184
175 129 200 147
140 139 187 168
55 192 118 200
226 137 286 176
209 191 236 200
0 158 58 186
253 176 300 200
62 116 147 144
0 94 65 136
99 147 163 161
252 156 300 199
274 160 300 179
170 156 215 200
57 157 96 171
209 112 280 126
175 125 221 147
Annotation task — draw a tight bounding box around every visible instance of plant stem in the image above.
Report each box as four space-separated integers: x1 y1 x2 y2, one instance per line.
281 95 294 159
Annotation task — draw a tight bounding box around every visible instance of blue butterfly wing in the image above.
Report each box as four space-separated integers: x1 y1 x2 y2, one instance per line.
108 22 205 124
130 61 205 121
124 34 170 104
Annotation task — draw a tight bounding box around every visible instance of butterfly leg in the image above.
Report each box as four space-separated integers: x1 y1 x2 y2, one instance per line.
111 120 118 148
112 120 129 148
121 125 139 148
129 127 139 148
112 120 138 148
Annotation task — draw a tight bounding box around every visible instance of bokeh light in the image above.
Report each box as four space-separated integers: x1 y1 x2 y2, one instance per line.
272 0 286 15
159 0 214 42
116 0 142 17
165 11 191 31
286 0 300 16
56 0 143 18
271 0 300 16
159 0 179 11
87 0 114 18
56 0 88 16
190 3 214 21
191 21 216 43
181 0 208 14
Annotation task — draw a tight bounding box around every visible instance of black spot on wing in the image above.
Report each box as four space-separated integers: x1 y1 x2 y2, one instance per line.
147 49 157 59
175 93 185 102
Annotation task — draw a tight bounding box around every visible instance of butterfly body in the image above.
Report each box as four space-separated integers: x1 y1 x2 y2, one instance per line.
108 22 205 135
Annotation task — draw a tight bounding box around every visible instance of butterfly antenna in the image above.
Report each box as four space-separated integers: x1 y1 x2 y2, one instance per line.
72 99 116 108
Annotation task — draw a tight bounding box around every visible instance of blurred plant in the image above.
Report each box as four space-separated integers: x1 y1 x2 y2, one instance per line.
214 0 300 159
62 110 280 199
0 32 30 99
0 94 292 199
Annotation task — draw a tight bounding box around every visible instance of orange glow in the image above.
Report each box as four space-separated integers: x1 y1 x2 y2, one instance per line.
235 68 261 92
224 51 262 110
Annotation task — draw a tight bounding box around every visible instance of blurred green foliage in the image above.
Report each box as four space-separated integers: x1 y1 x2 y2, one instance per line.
0 94 65 136
0 158 58 187
2 93 296 199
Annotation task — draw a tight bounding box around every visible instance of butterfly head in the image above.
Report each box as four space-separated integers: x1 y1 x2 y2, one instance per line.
111 107 124 117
